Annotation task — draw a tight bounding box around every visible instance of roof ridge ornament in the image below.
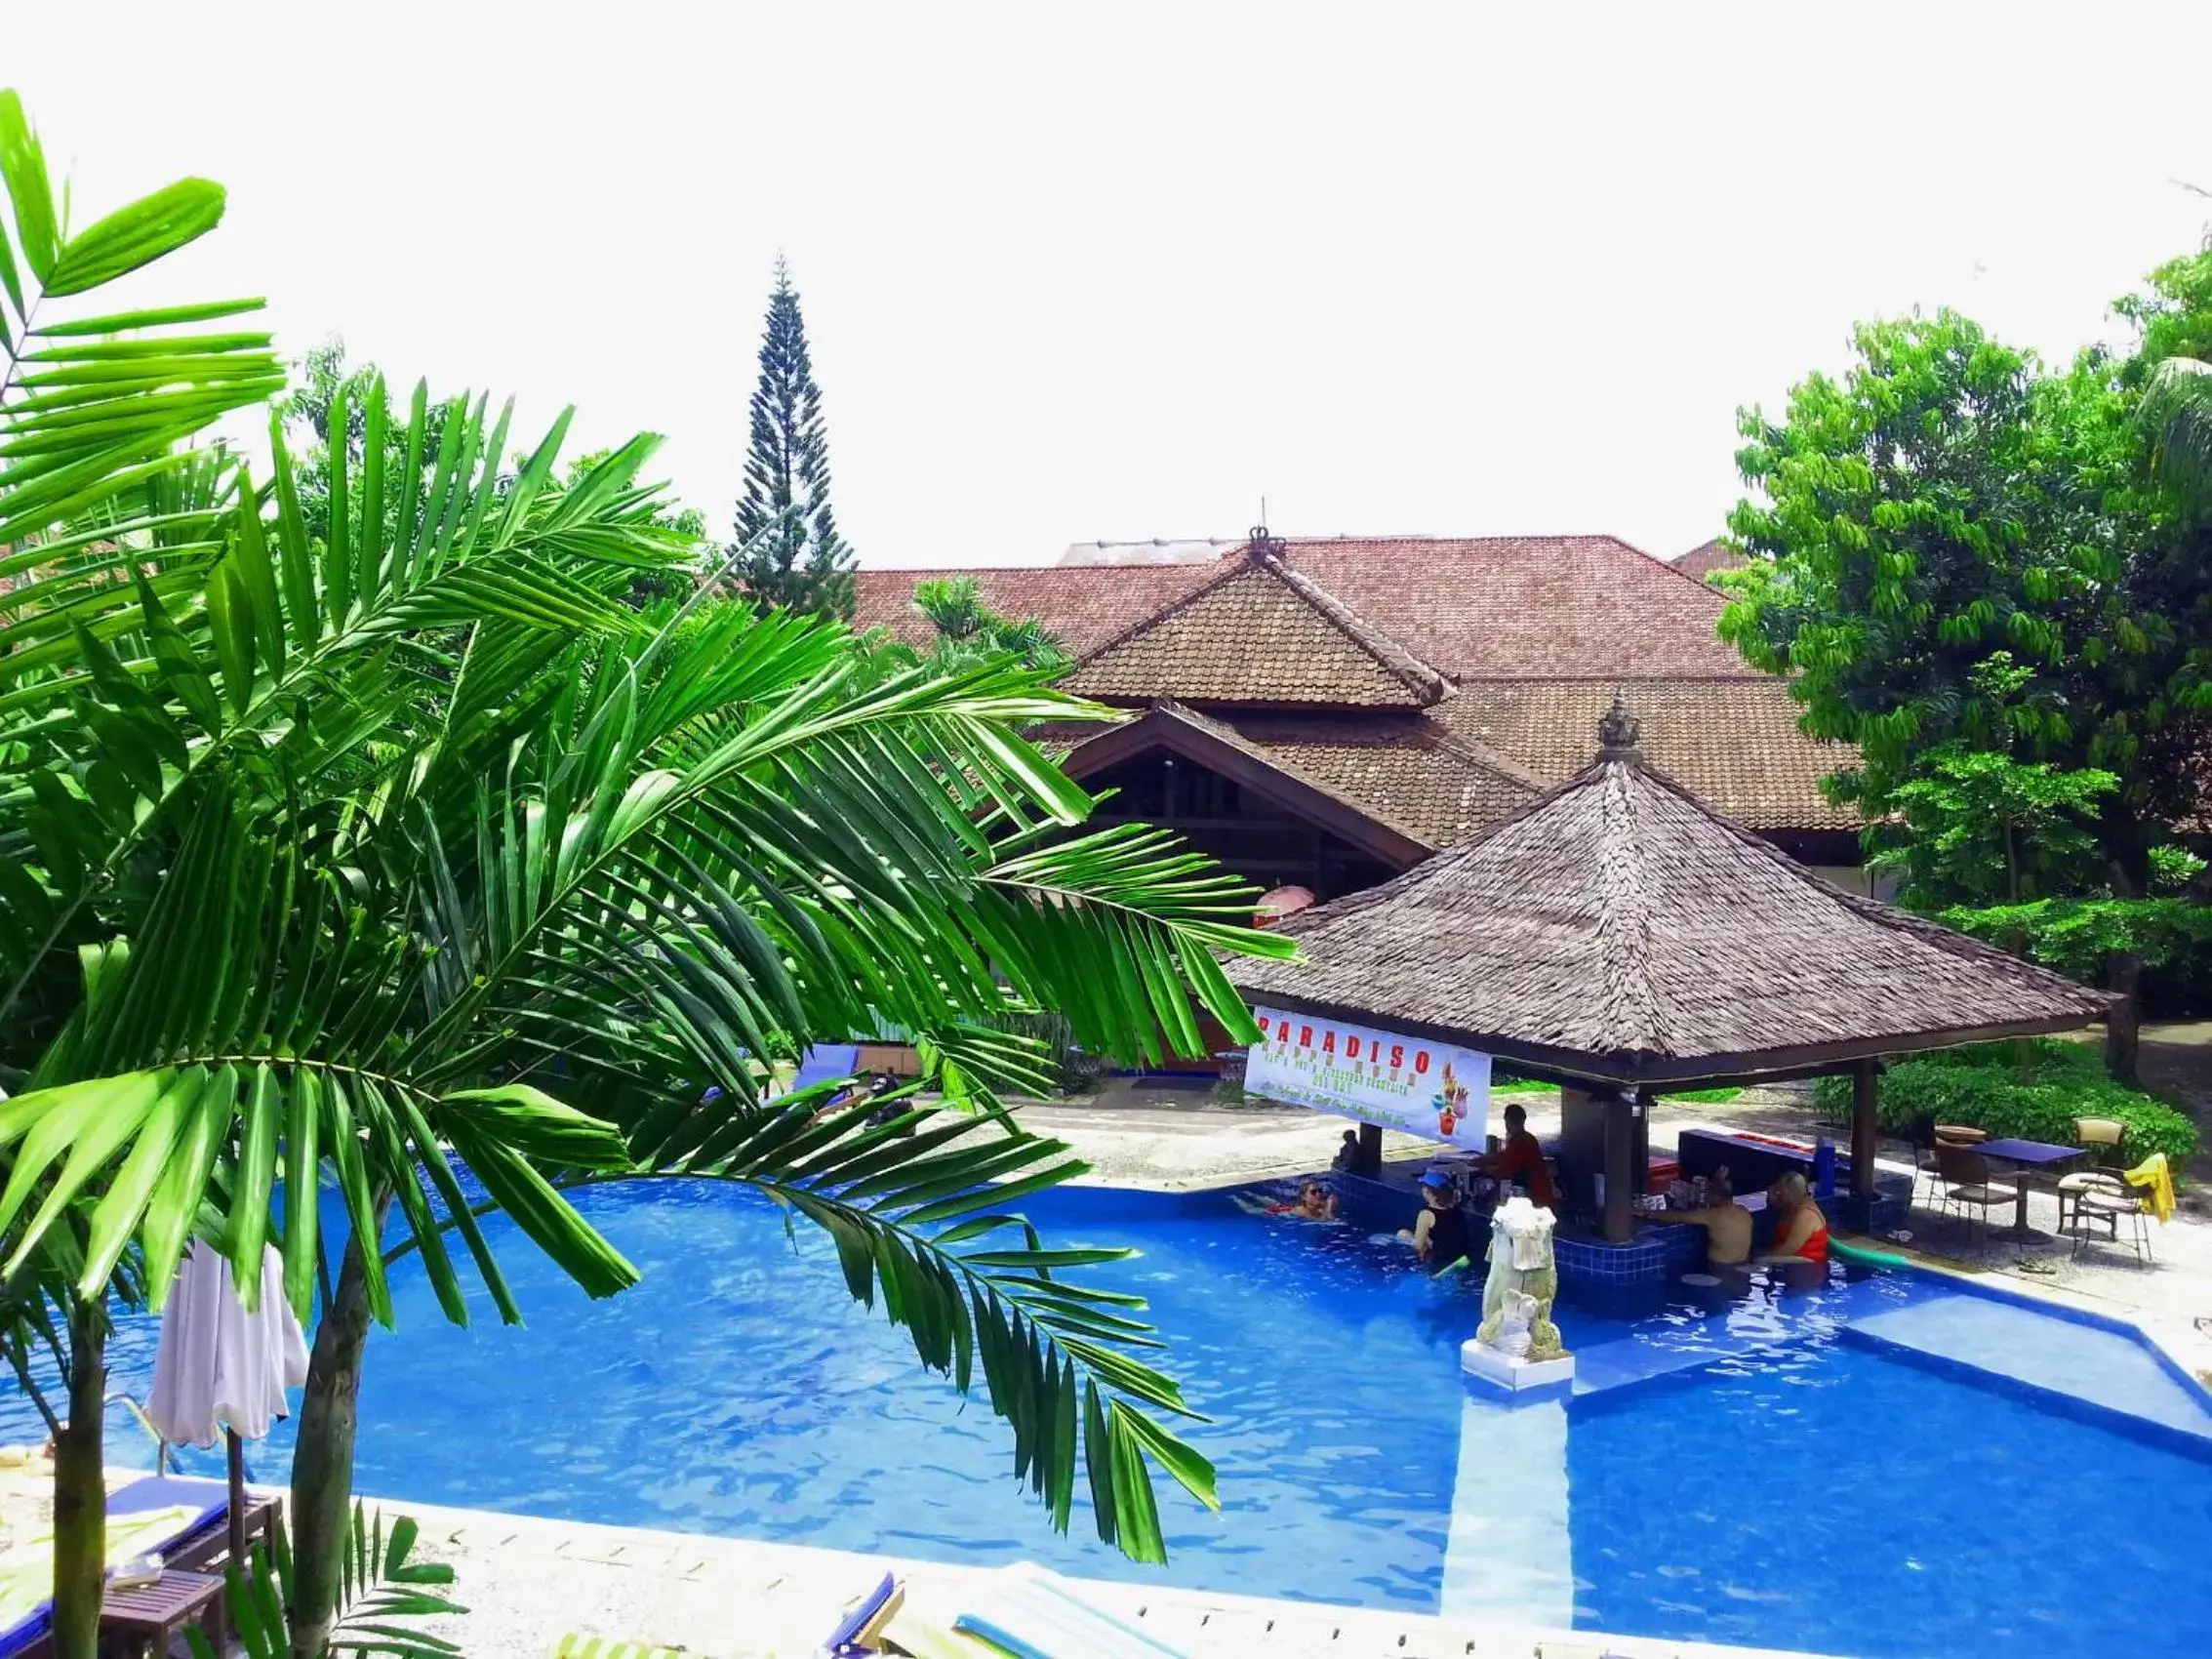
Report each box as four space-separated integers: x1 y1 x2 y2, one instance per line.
1598 694 1642 761
1248 521 1286 560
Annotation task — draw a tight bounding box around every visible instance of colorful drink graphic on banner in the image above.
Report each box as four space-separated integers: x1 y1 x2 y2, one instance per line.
1245 1006 1491 1149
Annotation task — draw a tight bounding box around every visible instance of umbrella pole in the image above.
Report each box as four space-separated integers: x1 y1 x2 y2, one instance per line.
226 1427 248 1565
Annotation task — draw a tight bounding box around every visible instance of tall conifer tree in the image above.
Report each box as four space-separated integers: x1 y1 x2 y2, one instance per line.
729 258 855 616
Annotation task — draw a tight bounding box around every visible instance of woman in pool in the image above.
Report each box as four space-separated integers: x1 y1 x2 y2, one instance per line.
1270 1182 1339 1222
1763 1170 1830 1263
1399 1170 1472 1265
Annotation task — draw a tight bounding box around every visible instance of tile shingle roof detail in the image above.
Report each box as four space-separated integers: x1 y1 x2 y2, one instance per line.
851 535 1858 836
1063 555 1447 709
1210 712 1539 847
853 535 1753 680
1433 679 1854 832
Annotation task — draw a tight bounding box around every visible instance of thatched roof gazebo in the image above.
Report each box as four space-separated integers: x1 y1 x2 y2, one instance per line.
1228 701 2112 1240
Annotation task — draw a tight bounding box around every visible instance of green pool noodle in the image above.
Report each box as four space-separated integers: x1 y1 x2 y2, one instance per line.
1431 1255 1471 1278
1830 1236 1908 1270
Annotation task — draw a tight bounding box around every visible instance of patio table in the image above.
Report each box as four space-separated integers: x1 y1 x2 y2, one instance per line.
99 1568 226 1658
1973 1137 2081 1238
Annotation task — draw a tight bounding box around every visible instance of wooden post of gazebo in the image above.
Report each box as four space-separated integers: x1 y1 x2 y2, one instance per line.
1850 1058 1880 1199
1603 1090 1635 1244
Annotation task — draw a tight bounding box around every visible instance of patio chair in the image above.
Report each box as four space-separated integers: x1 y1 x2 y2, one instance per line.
1932 1144 2016 1242
2071 1180 2154 1267
2056 1116 2128 1234
1906 1120 1950 1209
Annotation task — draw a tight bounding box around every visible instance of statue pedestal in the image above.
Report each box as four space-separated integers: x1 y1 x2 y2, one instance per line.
1461 1339 1575 1395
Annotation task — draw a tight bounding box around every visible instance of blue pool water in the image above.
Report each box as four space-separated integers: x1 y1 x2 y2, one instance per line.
7 1182 2210 1658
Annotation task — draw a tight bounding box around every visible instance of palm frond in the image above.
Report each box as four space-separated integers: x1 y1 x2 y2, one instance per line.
182 1502 464 1659
2146 354 2212 510
0 91 280 546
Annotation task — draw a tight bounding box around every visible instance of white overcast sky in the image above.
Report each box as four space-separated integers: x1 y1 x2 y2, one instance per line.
17 2 2212 566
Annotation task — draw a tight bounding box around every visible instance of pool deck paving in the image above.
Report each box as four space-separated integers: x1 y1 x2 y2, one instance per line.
0 1465 1830 1659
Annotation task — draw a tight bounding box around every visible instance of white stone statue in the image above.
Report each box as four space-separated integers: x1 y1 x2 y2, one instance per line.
1474 1196 1565 1363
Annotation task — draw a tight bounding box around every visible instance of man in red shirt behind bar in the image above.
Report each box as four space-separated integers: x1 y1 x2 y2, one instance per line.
1470 1102 1558 1211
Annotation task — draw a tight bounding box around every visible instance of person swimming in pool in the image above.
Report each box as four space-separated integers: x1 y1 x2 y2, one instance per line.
1269 1181 1339 1222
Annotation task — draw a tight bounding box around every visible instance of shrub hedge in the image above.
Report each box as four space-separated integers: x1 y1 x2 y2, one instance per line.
1813 1039 2199 1170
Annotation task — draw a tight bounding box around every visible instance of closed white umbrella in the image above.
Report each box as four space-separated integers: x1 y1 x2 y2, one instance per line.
146 1241 309 1561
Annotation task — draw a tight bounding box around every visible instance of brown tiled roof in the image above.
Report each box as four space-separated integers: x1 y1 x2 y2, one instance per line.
1210 711 1539 846
855 535 1856 835
854 535 1751 680
1674 539 1749 583
1433 679 1853 832
1228 708 2110 1086
1045 703 1539 848
855 563 1215 657
1063 553 1448 709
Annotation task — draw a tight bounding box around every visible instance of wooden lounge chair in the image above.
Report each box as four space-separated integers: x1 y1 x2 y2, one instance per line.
0 1491 212 1658
1933 1144 2016 1241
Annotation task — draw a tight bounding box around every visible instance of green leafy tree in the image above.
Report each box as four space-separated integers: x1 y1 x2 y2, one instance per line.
1719 307 2212 886
1720 296 2212 1082
1874 744 2116 907
2130 241 2212 512
728 259 853 618
1868 654 2118 908
184 1505 466 1659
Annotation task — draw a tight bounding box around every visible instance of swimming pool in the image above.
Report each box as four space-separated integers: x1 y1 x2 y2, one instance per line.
8 1181 2209 1657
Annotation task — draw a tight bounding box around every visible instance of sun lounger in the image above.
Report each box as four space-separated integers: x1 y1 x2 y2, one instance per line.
551 1638 690 1659
0 1477 227 1656
947 1562 1187 1659
784 1044 863 1098
550 1568 900 1659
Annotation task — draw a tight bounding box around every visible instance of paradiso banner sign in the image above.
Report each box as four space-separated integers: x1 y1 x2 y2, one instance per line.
1245 1006 1492 1150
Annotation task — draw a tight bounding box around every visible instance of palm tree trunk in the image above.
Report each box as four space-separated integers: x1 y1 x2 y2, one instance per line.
287 1232 376 1659
51 1297 106 1659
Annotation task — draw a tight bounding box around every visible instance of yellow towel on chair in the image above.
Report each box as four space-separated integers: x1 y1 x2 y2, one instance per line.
2124 1153 2174 1225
